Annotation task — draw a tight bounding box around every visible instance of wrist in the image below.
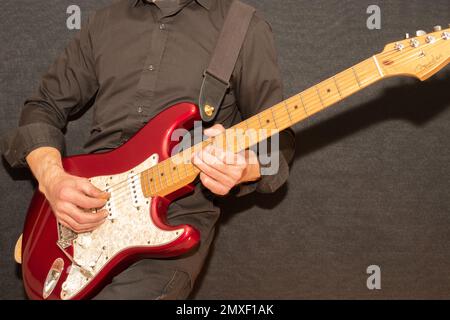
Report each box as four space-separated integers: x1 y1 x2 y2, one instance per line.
26 147 64 194
38 164 65 195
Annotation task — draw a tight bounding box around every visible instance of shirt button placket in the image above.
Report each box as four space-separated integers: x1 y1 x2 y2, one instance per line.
134 19 168 120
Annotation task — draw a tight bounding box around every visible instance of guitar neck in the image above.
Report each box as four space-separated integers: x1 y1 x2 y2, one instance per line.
231 56 385 147
141 56 385 197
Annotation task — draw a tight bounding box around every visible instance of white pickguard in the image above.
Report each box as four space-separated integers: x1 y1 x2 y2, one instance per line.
59 154 184 300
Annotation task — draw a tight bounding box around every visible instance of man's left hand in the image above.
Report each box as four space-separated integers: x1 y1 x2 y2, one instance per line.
192 124 261 196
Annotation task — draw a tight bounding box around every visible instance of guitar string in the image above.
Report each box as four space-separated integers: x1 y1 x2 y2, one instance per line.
103 35 449 200
93 37 449 206
108 36 443 204
106 68 382 205
105 38 448 206
113 49 449 206
97 70 376 200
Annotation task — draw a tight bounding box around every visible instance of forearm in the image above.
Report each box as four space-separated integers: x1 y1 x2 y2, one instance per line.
26 147 65 193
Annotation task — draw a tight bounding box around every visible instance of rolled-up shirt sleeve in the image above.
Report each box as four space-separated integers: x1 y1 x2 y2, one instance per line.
234 13 296 196
0 15 99 168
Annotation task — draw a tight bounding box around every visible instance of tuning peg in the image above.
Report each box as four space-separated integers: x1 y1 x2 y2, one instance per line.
405 33 410 39
433 26 442 32
416 30 427 36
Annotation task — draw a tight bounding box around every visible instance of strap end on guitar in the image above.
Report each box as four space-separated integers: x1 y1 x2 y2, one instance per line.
199 70 230 123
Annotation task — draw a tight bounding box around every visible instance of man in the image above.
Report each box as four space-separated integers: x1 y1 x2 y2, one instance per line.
1 0 295 299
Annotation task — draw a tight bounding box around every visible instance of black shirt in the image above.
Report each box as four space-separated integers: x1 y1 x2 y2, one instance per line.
1 0 295 195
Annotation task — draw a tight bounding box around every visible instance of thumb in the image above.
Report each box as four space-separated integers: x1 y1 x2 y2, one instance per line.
204 124 225 137
79 179 110 199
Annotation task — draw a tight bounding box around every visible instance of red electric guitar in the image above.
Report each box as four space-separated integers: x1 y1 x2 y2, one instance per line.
16 27 450 299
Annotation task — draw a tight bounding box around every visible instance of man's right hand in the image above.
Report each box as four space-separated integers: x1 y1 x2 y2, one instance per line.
40 169 109 233
26 147 109 233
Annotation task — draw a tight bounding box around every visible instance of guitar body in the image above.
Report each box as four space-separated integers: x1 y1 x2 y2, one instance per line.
21 102 201 300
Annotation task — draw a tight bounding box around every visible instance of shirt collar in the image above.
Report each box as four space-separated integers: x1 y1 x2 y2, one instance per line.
132 0 211 10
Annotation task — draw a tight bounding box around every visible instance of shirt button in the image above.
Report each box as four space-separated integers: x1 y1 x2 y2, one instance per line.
159 23 165 30
148 65 154 71
137 106 144 113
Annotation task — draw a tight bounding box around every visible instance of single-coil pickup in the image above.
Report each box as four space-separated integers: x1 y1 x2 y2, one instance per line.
104 181 117 220
128 171 144 208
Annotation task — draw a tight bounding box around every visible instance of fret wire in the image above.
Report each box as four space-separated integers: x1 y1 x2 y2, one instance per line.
162 162 169 187
173 158 181 182
144 63 383 196
180 153 189 179
298 93 308 116
332 75 343 98
283 100 293 124
314 85 325 107
151 167 159 194
178 162 185 180
140 171 148 196
158 163 167 189
166 160 174 186
144 169 151 196
256 113 263 128
270 107 279 129
323 78 342 102
144 169 151 194
274 102 286 122
147 171 156 192
145 171 152 196
152 170 157 194
351 66 362 87
155 163 164 190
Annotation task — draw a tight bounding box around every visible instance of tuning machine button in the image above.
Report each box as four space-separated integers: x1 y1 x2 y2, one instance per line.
405 33 410 39
433 26 442 32
416 30 427 36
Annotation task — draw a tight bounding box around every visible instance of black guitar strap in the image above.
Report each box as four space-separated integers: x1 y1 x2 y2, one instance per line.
198 0 256 122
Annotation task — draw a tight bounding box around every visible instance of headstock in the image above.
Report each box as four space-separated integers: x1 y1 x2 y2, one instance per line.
376 25 450 81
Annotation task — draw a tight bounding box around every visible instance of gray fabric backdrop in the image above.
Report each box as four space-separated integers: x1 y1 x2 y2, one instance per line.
0 0 449 299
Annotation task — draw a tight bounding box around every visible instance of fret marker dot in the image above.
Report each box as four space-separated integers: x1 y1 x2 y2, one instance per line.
266 119 270 124
327 88 331 93
294 105 298 109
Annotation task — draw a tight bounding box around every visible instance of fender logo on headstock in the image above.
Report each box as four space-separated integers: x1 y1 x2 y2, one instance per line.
415 53 443 73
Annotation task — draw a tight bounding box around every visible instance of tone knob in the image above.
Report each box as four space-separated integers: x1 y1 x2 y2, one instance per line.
416 30 427 36
433 26 442 32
